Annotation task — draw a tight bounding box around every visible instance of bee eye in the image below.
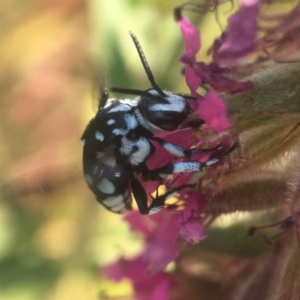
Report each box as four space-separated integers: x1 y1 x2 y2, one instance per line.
146 111 187 131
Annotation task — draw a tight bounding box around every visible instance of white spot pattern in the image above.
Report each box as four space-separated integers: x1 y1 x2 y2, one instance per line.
103 194 123 207
150 94 186 112
107 119 115 125
110 202 126 212
120 137 151 165
173 162 202 173
112 113 138 136
144 90 186 113
149 206 163 214
95 131 104 141
85 174 93 185
124 114 138 130
105 98 137 113
205 158 219 166
97 178 115 194
130 138 151 165
112 128 128 136
108 104 131 113
120 138 133 156
163 143 184 157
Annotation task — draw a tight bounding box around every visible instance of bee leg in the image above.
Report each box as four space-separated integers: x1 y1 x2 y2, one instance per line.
150 136 221 159
141 159 217 181
130 176 150 215
131 175 195 214
148 183 196 214
140 142 237 182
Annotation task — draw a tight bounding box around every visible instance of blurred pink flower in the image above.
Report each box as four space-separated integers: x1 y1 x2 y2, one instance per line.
102 256 173 300
185 65 202 97
180 191 207 244
178 17 233 132
178 17 200 58
124 210 166 239
143 213 181 274
123 195 207 273
178 17 253 95
197 90 231 132
124 211 181 273
212 1 260 65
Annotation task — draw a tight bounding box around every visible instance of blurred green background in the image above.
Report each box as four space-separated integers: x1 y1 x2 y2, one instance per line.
0 0 236 299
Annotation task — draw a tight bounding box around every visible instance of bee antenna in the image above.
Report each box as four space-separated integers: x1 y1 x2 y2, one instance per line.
129 31 166 97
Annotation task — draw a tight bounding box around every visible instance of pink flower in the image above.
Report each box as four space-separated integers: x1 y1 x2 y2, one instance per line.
102 256 173 300
123 196 208 273
212 1 260 65
124 210 172 239
180 191 207 244
185 65 202 97
124 210 181 273
197 90 231 132
178 17 200 58
143 213 181 274
177 16 238 132
178 16 253 96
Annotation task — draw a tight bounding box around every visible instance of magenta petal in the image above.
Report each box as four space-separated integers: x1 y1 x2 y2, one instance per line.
197 90 231 132
178 17 200 58
150 277 172 300
156 127 197 148
101 260 125 282
124 211 160 238
102 257 147 282
147 128 198 170
181 218 206 244
124 209 175 238
144 213 181 274
191 61 253 95
185 65 202 96
180 192 206 244
213 2 260 65
242 0 260 4
102 256 173 300
146 140 174 170
135 271 173 300
178 10 254 95
144 236 180 275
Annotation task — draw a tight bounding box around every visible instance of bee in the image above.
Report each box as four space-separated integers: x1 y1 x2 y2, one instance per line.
81 32 223 214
